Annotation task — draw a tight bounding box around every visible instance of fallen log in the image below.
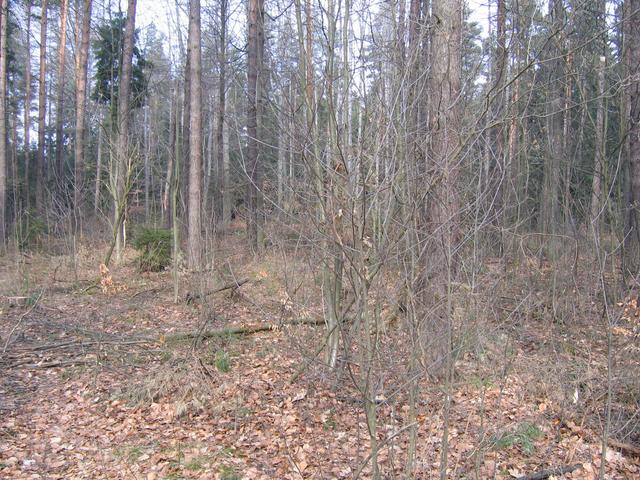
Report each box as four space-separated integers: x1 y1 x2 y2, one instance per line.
185 277 250 304
164 317 324 343
517 464 582 480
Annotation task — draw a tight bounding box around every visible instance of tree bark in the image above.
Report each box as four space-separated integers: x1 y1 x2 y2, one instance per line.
36 0 48 212
54 0 69 181
74 0 92 215
187 0 203 269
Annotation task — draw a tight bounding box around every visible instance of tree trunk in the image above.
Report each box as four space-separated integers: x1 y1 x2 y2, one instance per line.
74 0 92 215
54 0 69 181
0 0 7 241
491 0 507 249
540 0 565 237
591 0 607 238
94 111 102 214
216 0 227 226
591 56 606 237
114 0 137 261
23 0 33 210
625 0 640 270
163 90 176 226
246 0 264 251
36 0 48 212
187 0 203 269
428 0 461 476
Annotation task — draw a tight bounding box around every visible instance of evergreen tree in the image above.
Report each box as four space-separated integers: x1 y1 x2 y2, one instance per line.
92 13 148 111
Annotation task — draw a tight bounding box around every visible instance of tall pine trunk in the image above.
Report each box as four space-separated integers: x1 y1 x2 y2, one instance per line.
54 0 68 181
23 0 32 210
74 0 92 215
216 0 228 225
0 0 7 241
36 0 48 212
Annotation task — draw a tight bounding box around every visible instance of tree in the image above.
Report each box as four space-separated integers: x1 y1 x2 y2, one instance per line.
216 0 228 225
626 0 640 270
106 0 138 265
246 0 264 252
0 0 7 241
92 13 147 112
36 0 48 212
540 0 566 236
427 0 462 477
187 0 202 269
74 0 92 213
54 0 68 180
23 0 32 210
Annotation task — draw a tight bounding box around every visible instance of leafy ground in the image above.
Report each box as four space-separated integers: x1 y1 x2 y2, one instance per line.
1 233 639 479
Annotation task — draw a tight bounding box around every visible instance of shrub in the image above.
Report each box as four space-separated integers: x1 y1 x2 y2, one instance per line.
16 213 47 251
133 227 172 272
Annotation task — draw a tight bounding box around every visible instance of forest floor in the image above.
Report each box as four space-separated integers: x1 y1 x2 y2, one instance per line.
1 227 639 479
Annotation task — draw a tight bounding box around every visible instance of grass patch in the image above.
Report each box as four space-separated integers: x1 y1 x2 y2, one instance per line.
493 422 543 455
114 444 146 463
219 466 241 480
215 350 231 372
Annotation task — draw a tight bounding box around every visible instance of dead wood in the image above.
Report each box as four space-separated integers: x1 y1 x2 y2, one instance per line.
185 277 250 304
164 316 323 342
608 438 640 457
516 464 582 480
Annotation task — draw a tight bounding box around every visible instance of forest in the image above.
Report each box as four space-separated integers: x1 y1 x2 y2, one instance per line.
0 0 640 478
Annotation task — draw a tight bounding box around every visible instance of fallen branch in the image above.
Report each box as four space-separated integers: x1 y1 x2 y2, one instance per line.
185 277 250 304
517 464 582 480
165 317 323 343
11 359 93 369
608 438 640 457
